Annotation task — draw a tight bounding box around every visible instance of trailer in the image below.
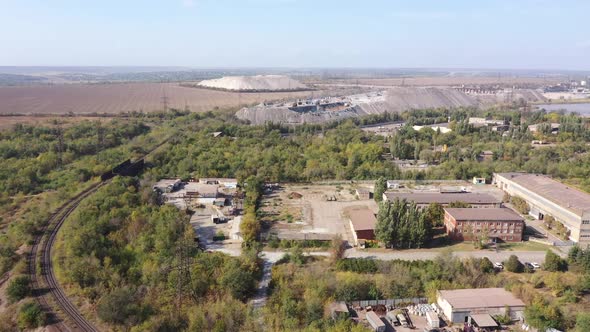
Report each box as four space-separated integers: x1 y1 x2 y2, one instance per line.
426 311 440 328
397 314 408 328
366 311 385 332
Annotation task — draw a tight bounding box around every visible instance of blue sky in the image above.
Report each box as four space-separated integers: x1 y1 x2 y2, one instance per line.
0 0 588 69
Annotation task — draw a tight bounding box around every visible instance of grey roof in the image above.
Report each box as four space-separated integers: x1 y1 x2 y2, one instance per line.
470 314 498 327
444 208 524 222
496 173 590 216
384 192 501 205
438 288 525 310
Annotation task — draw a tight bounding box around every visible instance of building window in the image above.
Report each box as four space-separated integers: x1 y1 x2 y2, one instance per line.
583 220 590 225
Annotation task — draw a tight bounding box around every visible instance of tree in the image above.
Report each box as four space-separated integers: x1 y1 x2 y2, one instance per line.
240 211 260 247
544 250 568 272
511 196 529 214
424 203 444 227
375 199 432 249
373 177 387 202
17 301 45 329
479 257 494 273
504 255 524 273
97 288 142 326
330 235 346 262
6 276 30 303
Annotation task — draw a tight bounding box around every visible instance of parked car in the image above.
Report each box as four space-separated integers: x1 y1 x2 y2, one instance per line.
494 262 504 269
531 262 541 270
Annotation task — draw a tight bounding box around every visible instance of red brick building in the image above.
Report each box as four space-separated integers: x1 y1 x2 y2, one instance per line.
444 208 524 242
348 209 377 246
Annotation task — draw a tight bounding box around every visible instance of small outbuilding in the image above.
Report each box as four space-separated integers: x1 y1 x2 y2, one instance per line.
348 209 377 246
356 188 371 200
437 288 525 323
366 311 385 332
329 301 349 320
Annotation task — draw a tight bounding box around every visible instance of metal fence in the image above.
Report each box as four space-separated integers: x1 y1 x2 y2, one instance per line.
350 297 428 308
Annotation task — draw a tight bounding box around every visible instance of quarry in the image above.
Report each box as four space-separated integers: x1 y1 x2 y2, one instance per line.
235 85 550 125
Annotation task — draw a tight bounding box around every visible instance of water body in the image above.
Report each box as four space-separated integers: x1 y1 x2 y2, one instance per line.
536 103 590 116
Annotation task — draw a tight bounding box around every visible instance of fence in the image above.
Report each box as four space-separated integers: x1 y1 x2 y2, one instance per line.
350 297 428 308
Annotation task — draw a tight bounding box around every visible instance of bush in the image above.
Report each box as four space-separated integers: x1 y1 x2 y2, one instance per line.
17 302 45 329
504 255 524 273
6 276 30 303
213 230 226 241
336 258 378 273
479 257 494 273
544 250 568 272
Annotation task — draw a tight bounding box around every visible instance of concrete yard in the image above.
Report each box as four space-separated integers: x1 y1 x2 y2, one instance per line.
260 183 378 244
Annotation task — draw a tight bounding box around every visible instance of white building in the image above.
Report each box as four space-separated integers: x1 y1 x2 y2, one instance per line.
437 288 525 324
494 172 590 246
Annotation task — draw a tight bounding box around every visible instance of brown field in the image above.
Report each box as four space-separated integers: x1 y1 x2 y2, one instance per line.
0 82 326 115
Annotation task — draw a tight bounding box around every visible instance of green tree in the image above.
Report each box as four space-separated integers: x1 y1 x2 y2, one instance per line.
544 250 568 272
479 257 494 273
97 288 143 326
504 255 524 273
6 276 30 303
373 177 387 202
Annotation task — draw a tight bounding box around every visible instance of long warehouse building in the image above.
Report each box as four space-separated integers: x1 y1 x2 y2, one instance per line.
493 172 590 246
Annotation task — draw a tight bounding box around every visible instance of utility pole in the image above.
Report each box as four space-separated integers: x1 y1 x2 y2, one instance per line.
162 90 169 111
56 124 64 168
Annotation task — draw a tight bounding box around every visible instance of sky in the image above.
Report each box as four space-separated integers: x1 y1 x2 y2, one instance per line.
0 0 588 70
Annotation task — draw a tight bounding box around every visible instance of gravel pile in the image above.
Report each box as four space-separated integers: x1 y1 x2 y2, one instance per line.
198 75 307 91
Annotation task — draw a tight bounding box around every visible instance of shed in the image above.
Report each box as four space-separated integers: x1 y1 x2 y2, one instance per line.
348 209 377 246
356 188 371 200
329 301 349 320
470 314 498 328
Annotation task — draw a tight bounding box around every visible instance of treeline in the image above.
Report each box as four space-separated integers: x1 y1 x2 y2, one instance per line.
375 199 433 249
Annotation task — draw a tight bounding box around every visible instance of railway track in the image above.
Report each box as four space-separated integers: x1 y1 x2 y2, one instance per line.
27 135 174 331
29 182 105 331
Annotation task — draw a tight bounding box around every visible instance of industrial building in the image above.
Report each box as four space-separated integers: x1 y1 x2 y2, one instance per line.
152 178 182 193
444 208 525 242
437 288 525 324
382 192 502 208
348 209 377 246
493 172 590 246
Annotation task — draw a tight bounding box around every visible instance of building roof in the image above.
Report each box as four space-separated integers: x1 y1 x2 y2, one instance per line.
348 209 377 231
329 301 349 313
470 314 498 327
366 311 385 328
384 192 501 205
184 183 218 196
444 208 524 222
496 173 590 216
438 288 525 310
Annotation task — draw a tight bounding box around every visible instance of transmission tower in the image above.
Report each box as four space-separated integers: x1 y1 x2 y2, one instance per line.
162 90 169 111
173 239 198 310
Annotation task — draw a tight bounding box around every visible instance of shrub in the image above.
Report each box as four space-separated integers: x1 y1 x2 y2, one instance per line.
6 276 31 303
17 302 45 329
544 250 568 272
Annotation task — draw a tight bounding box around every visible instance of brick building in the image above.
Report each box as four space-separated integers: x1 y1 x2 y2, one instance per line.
444 208 524 242
348 209 377 246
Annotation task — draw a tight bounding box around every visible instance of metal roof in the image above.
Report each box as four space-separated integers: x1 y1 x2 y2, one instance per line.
384 192 501 205
444 208 524 222
348 209 377 231
470 314 498 327
496 173 590 216
439 288 525 310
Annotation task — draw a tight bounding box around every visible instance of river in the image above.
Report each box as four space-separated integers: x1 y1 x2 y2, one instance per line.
535 103 590 116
